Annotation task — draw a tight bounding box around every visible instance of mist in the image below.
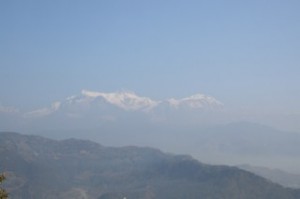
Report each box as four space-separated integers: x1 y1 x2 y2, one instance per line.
1 90 300 174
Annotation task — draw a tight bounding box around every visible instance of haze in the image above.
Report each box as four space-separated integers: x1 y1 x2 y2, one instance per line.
1 1 300 173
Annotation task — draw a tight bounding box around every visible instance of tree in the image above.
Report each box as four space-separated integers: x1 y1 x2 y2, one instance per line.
0 173 8 199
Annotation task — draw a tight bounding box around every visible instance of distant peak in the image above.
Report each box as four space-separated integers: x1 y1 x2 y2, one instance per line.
21 90 223 119
81 89 159 111
166 93 223 109
82 89 140 98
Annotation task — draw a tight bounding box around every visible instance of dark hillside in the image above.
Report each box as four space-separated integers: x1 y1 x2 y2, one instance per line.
1 132 299 199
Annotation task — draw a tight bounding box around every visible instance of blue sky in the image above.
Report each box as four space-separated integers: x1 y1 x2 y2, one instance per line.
1 0 300 117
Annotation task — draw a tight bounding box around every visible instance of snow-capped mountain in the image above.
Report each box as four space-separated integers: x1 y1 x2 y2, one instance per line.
23 90 223 118
166 94 223 109
81 90 159 111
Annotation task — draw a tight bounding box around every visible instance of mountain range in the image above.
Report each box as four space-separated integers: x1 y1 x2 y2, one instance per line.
0 89 224 134
1 132 300 199
1 90 223 118
1 90 300 174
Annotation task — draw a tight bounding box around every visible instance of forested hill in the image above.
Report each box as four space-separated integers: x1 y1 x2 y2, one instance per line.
1 132 300 199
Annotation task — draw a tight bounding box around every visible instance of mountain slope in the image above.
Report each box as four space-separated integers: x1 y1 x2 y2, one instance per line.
238 164 300 189
1 132 299 199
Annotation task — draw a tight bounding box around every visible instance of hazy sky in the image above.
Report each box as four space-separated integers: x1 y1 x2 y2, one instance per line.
1 1 300 130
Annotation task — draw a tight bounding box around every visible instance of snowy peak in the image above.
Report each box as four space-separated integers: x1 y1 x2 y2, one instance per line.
167 94 223 109
22 90 223 118
80 90 222 111
81 90 159 111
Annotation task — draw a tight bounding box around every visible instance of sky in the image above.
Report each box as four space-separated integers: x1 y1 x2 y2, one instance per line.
1 0 300 131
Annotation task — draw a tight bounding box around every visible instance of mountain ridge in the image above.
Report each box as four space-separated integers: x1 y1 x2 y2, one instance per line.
0 90 223 119
238 164 300 189
1 132 300 199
